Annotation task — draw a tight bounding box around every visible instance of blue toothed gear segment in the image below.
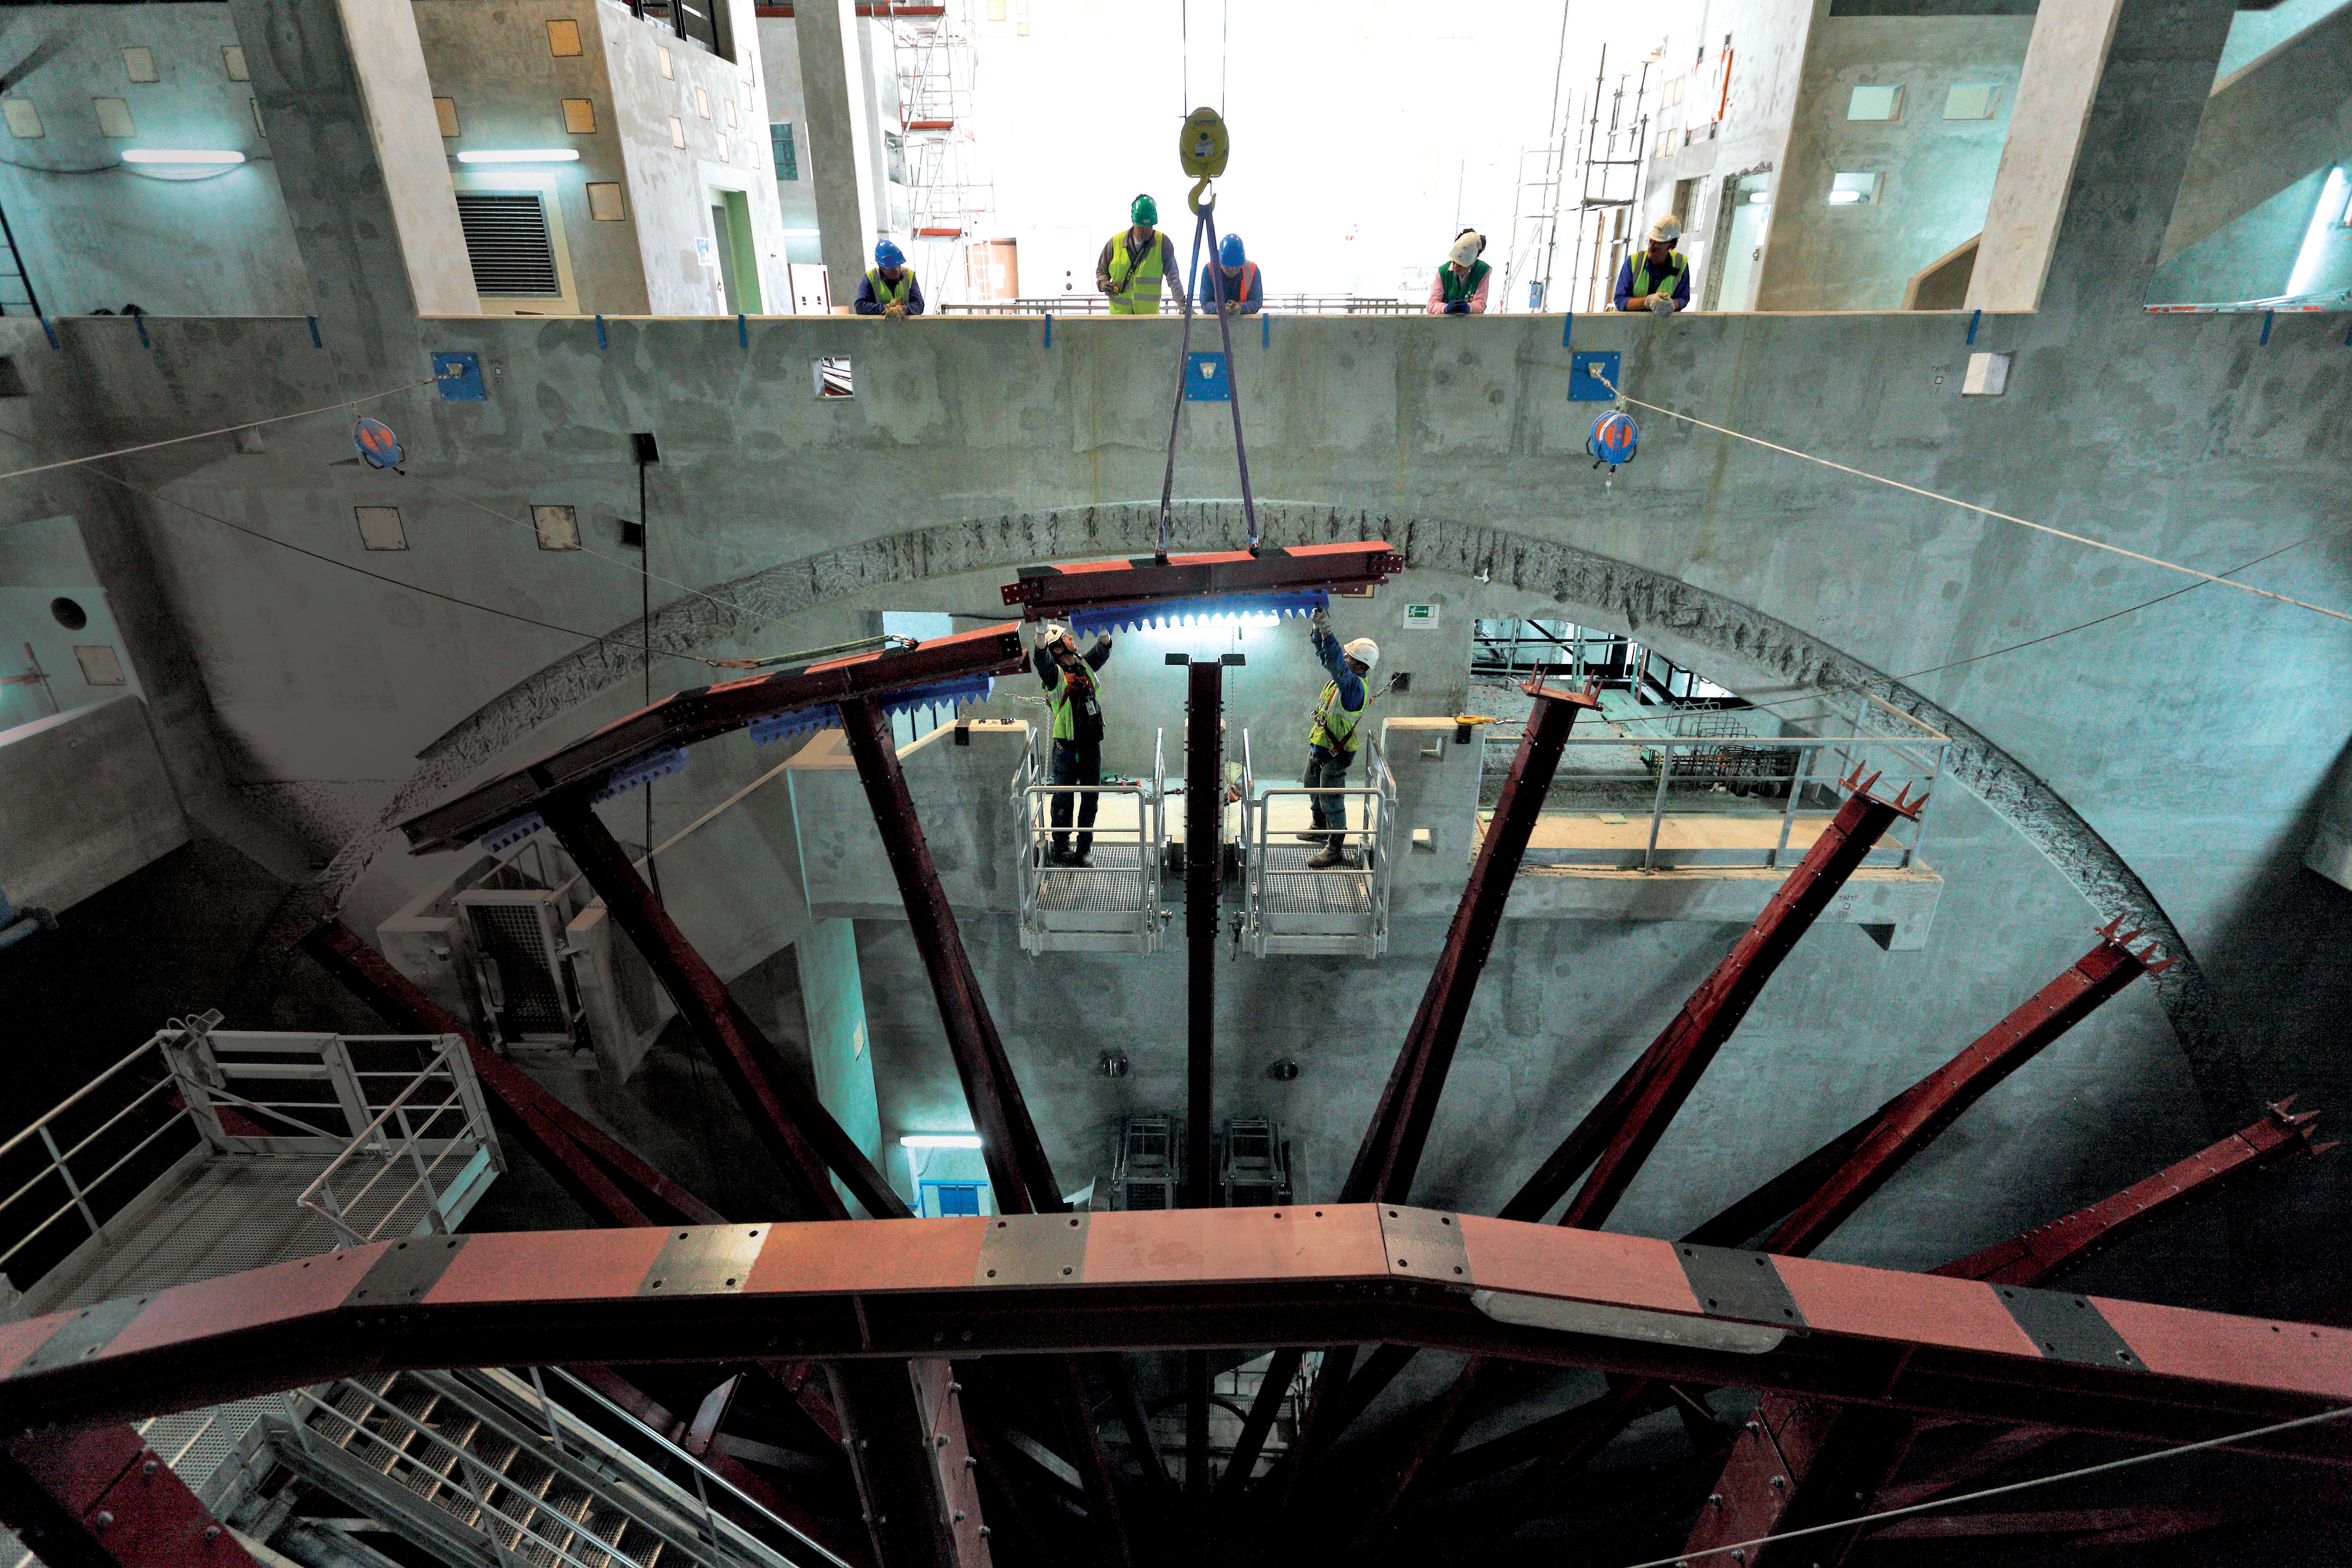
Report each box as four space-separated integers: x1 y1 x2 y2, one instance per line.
1070 590 1327 638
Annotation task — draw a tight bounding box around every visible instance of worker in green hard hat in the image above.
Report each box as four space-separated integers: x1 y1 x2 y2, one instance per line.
1097 194 1190 317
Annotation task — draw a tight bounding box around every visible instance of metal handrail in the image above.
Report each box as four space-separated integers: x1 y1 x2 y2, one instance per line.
295 1039 489 1248
0 1105 198 1274
0 1036 166 1163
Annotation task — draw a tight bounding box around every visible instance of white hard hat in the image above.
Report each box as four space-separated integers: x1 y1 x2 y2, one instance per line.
1648 214 1683 244
1038 620 1073 644
1344 637 1380 672
1448 231 1484 268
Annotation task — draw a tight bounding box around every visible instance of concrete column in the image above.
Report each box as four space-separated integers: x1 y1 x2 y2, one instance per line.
792 0 878 305
1966 0 2129 312
226 0 478 383
795 918 884 1215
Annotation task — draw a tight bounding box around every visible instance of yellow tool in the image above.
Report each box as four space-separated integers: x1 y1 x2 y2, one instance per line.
1179 106 1229 214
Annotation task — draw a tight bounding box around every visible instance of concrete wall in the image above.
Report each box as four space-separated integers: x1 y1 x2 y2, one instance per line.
752 19 825 264
1755 15 2032 311
0 4 310 317
0 696 188 912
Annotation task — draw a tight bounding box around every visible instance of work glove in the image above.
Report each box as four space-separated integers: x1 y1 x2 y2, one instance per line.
1445 299 1470 315
1310 606 1332 636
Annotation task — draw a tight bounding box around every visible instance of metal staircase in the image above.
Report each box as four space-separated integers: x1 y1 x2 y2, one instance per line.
248 1366 835 1568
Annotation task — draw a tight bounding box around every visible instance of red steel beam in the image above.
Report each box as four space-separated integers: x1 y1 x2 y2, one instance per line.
1683 1100 2330 1567
536 789 905 1223
398 624 1026 855
0 1426 260 1568
833 694 1131 1560
1559 776 1925 1232
999 541 1402 621
297 915 723 1228
1688 926 2159 1255
1229 671 1600 1498
6 1207 2352 1456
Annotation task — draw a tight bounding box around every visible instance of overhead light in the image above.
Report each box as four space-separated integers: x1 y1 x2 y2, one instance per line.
121 148 245 164
456 149 580 163
901 1134 983 1149
1471 1289 1788 1355
1826 190 1863 206
1746 189 1770 204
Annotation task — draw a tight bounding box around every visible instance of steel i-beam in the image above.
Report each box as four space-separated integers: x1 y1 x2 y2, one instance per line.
1682 1100 2330 1568
0 1427 261 1568
1228 669 1599 1499
1183 655 1227 1506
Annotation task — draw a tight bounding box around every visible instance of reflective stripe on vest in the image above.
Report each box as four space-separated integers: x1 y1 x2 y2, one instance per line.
1048 660 1107 741
1630 251 1688 301
1310 679 1364 753
1439 259 1490 304
867 268 912 305
1107 232 1167 315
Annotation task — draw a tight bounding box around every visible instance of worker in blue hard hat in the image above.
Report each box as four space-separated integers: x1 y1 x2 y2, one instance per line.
1097 194 1189 316
855 239 924 318
1197 232 1264 316
1300 607 1381 869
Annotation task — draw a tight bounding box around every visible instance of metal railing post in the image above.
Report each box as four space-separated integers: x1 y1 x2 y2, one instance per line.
1644 742 1675 870
395 1106 446 1234
1773 744 1813 868
35 1126 103 1243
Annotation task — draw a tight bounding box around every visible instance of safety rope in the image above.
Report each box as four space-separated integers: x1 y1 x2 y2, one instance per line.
1599 373 2352 626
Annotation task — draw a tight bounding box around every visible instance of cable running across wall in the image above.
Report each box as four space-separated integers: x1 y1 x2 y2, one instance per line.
0 373 452 484
1609 1403 2352 1568
1595 374 2352 626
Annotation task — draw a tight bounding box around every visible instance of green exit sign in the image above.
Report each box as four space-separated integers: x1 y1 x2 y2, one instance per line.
1402 603 1440 629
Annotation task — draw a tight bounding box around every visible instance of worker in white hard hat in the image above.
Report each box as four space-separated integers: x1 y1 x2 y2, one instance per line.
1427 227 1491 315
1300 607 1381 868
1031 619 1115 866
1614 215 1691 314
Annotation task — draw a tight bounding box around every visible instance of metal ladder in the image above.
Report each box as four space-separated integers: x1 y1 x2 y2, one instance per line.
0 197 37 317
255 1366 835 1568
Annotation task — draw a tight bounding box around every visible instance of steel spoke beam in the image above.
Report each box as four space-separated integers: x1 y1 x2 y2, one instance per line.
1683 1100 2330 1567
1236 673 1599 1497
0 1426 260 1568
1001 541 1403 623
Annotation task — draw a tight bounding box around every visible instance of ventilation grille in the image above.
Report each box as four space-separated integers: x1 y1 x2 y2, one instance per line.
455 192 560 297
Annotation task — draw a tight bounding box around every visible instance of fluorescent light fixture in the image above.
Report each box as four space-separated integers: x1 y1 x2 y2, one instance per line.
456 148 580 163
901 1134 983 1148
2286 167 2351 297
1471 1289 1788 1355
121 148 245 164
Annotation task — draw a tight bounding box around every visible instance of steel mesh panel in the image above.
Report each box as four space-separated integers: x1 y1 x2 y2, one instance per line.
1035 845 1147 912
1258 849 1372 914
467 903 570 1035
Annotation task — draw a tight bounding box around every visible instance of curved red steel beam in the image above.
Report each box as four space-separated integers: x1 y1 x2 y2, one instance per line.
2 1207 2348 1459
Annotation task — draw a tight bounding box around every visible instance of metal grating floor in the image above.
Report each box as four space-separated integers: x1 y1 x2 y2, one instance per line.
1258 847 1373 915
1035 845 1149 912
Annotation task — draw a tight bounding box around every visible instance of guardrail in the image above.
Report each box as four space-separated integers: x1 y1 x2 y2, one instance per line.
1237 731 1397 957
294 1037 498 1248
1011 726 1167 951
939 294 1422 317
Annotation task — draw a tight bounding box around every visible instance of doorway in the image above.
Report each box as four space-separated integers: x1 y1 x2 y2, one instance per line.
707 188 762 314
1711 171 1771 312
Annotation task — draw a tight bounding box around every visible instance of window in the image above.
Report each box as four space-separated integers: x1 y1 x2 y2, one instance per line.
353 506 407 551
586 181 625 220
669 115 685 149
770 122 797 180
250 99 266 137
546 18 582 56
561 97 595 133
1961 351 2010 396
715 135 728 162
695 86 710 119
658 45 673 79
1847 84 1903 120
1944 83 2001 120
72 646 125 686
1828 171 1882 207
3 100 41 139
455 192 561 297
531 505 580 549
222 46 248 82
930 1183 982 1217
122 47 158 83
814 356 853 397
434 96 460 136
93 98 134 137
987 0 1005 16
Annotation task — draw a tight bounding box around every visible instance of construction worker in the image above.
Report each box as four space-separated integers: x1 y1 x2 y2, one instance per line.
1033 620 1115 866
1300 608 1380 868
854 240 924 317
1614 215 1691 314
1426 228 1490 314
1197 232 1264 315
1096 194 1189 316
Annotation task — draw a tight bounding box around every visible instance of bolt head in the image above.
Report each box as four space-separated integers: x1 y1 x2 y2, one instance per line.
1708 1493 1723 1506
1770 1474 1786 1489
142 1460 158 1475
1744 1419 1760 1433
203 1526 222 1541
978 1526 992 1538
93 1512 114 1530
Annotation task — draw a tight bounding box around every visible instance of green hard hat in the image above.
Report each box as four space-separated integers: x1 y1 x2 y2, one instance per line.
1131 193 1158 226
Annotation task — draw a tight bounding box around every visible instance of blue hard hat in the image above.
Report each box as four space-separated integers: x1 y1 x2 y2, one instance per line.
874 240 905 268
1219 233 1245 268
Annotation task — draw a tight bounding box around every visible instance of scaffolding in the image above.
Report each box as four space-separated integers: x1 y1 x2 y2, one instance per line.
891 2 992 301
1562 46 1656 314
